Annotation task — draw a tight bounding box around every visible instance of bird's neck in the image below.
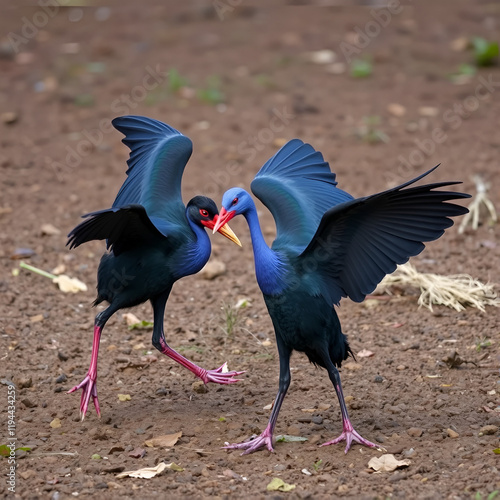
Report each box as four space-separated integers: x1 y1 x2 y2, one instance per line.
181 217 211 277
245 205 286 296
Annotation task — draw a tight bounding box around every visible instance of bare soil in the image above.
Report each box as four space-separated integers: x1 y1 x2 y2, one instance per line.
1 2 500 499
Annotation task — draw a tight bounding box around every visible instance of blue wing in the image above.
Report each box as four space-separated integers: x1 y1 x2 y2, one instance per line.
111 115 193 236
250 139 353 253
298 167 470 306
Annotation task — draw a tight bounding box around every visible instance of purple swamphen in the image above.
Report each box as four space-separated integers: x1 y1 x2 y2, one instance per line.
67 115 242 420
214 139 470 454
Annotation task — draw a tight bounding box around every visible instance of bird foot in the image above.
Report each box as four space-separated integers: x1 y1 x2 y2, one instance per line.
320 427 378 453
199 362 245 385
223 428 275 455
67 373 100 420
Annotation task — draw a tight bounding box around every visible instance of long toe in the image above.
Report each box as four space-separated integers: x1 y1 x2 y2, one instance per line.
223 433 274 455
205 367 246 385
321 429 378 453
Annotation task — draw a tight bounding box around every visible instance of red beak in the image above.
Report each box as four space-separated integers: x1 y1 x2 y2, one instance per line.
212 207 236 234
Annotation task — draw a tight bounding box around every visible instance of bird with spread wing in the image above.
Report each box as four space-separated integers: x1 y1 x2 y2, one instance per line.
214 139 469 454
67 116 242 420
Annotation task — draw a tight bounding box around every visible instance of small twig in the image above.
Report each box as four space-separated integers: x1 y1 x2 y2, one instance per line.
19 261 56 280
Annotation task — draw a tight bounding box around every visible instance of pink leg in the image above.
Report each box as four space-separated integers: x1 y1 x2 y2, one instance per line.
321 367 378 453
158 337 244 385
68 324 102 420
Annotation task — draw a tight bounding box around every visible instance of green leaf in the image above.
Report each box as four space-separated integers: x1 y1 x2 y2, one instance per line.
487 492 500 500
0 445 11 457
218 417 226 422
16 447 31 452
267 478 296 492
91 454 102 460
472 37 499 66
350 58 373 78
493 448 500 454
275 435 308 443
128 320 154 330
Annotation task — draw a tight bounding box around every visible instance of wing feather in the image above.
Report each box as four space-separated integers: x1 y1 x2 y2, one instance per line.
298 168 470 305
251 139 353 252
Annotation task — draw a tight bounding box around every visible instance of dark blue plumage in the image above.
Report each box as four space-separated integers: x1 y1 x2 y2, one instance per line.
215 140 470 454
67 116 242 420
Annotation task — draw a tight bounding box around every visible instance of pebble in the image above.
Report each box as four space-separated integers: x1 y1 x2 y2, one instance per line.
407 427 423 438
14 375 33 389
479 425 498 436
374 375 384 383
192 380 208 394
55 374 67 384
446 428 459 438
21 398 37 408
200 260 226 280
312 416 323 425
58 351 69 362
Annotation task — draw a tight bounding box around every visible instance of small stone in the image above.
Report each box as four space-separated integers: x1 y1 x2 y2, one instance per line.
41 223 61 236
387 103 406 117
58 351 69 362
286 425 301 436
446 428 459 438
407 427 423 438
396 365 406 371
200 260 226 280
14 376 32 389
479 425 498 436
192 380 208 394
418 106 439 117
21 398 37 408
1 112 18 124
55 374 67 384
312 416 323 425
50 418 62 429
374 375 384 383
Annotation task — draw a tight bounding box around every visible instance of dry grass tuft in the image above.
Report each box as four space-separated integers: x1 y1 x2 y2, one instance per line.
377 262 500 312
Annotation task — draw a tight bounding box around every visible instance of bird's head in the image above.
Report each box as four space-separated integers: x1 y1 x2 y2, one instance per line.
212 188 253 233
186 196 241 246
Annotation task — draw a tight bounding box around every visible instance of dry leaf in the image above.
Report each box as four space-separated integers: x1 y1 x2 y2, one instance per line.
118 394 131 402
357 349 374 358
53 275 87 293
50 418 62 429
41 223 61 236
116 462 183 479
266 477 296 492
144 431 182 448
368 454 411 472
123 312 141 326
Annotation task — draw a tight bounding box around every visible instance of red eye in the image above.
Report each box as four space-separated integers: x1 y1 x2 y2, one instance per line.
232 197 238 206
199 209 209 217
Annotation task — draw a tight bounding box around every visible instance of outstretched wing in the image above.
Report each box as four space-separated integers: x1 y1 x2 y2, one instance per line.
251 139 353 253
111 115 193 234
298 167 470 305
67 205 168 256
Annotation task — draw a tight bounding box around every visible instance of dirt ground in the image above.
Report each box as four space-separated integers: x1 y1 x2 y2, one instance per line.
1 1 500 499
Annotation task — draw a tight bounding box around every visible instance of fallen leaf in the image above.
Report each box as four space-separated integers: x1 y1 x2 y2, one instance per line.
91 454 102 460
118 394 131 402
301 408 316 413
51 264 66 275
123 312 141 326
368 454 411 472
493 448 500 455
266 477 296 492
128 320 154 330
30 314 44 323
53 275 88 293
144 431 182 448
41 223 61 236
275 435 308 443
301 468 312 475
116 462 183 479
357 349 374 358
49 418 61 429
